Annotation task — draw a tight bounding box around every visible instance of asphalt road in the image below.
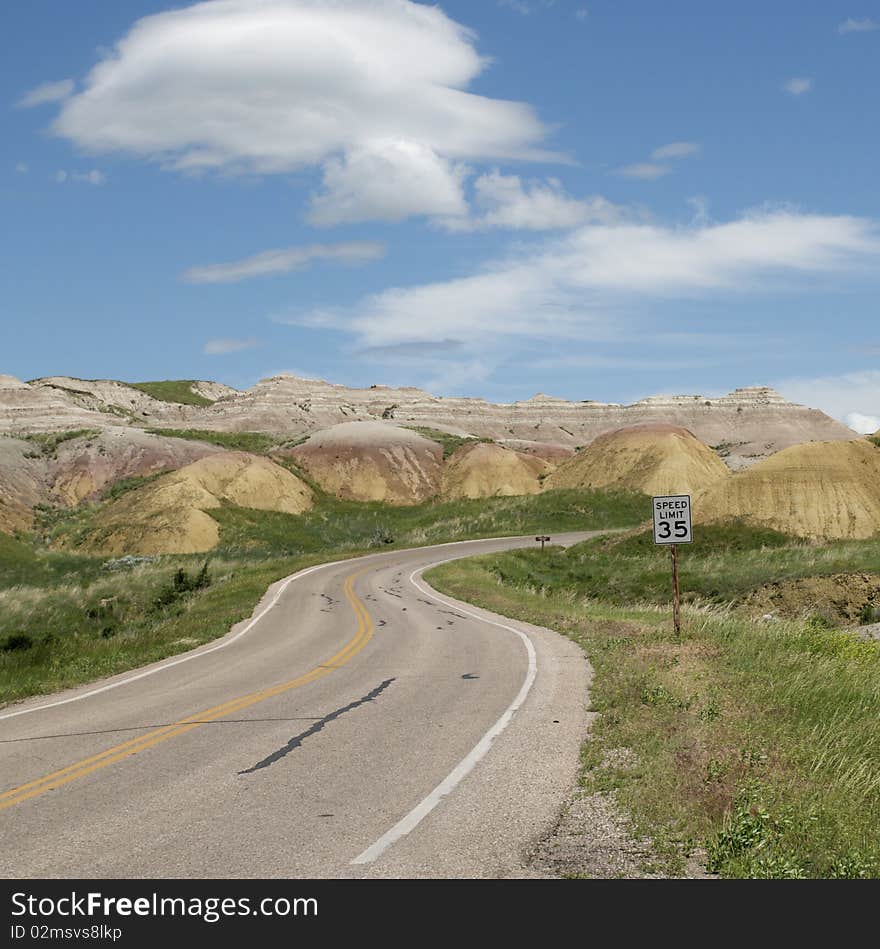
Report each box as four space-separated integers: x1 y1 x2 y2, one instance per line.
0 533 598 879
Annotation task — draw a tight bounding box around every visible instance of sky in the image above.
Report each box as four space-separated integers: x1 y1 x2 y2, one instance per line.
3 0 879 431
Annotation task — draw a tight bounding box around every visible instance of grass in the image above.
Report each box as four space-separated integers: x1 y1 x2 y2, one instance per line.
144 428 300 453
483 521 880 609
0 487 647 705
18 429 101 457
426 537 880 879
404 426 491 459
127 380 214 407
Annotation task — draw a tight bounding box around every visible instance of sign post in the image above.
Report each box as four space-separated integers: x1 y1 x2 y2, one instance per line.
652 495 692 635
535 535 551 553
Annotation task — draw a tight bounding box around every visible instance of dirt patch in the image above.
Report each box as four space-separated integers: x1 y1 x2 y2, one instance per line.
544 423 730 497
740 572 880 625
697 439 880 540
441 442 550 499
288 421 443 503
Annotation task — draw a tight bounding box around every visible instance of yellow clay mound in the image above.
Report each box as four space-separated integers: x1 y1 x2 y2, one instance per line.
544 423 729 497
441 442 550 499
697 439 880 540
81 452 313 555
288 421 442 504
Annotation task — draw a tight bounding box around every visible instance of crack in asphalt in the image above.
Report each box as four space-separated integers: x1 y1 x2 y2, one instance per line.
238 678 396 775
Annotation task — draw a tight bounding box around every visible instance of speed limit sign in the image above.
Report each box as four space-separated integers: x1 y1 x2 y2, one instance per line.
652 495 692 545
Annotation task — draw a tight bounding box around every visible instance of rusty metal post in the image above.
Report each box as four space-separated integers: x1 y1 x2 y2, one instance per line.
671 543 681 635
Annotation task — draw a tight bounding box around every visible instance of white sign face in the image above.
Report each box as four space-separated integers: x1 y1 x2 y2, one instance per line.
652 495 692 545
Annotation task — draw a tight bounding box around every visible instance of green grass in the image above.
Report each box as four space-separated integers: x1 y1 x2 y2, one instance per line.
17 429 101 457
0 553 342 704
481 521 880 609
404 426 491 459
426 554 880 878
100 470 170 502
0 487 646 705
869 434 880 448
127 380 214 406
144 428 297 453
211 487 647 556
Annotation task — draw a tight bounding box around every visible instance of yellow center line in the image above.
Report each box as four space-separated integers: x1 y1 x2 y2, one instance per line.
0 567 374 812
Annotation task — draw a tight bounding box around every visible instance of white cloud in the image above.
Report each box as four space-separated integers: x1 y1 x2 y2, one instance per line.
441 172 622 232
783 77 813 95
308 140 469 226
182 241 385 284
55 168 107 185
838 17 878 34
617 162 670 180
846 412 880 435
49 0 554 223
17 78 74 108
575 8 589 22
15 162 28 174
290 210 879 348
203 337 262 355
774 370 880 430
651 141 700 160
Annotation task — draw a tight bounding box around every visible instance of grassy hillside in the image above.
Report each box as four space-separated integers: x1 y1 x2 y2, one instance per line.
127 380 214 406
483 523 880 612
145 428 304 453
426 531 880 879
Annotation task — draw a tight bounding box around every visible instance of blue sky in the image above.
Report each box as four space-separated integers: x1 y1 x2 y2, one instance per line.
3 1 879 429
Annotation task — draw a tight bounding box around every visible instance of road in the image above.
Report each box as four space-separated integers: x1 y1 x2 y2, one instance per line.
0 533 597 878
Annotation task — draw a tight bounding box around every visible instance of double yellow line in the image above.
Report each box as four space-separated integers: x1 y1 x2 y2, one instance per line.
0 568 374 812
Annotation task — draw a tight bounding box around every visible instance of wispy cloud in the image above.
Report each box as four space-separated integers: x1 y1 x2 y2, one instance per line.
441 172 622 232
617 162 670 180
182 241 386 285
55 168 106 185
203 337 262 356
575 8 589 22
290 210 879 352
783 77 813 96
651 141 701 160
15 162 28 175
16 78 74 108
838 17 878 34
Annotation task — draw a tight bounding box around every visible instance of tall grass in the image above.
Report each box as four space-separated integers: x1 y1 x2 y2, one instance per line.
427 551 880 878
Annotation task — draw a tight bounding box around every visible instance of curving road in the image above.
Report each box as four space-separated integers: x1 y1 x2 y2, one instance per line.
0 533 598 879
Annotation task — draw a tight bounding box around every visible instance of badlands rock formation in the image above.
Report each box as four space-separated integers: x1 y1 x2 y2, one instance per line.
286 422 443 504
48 429 222 506
0 374 855 471
80 453 314 555
441 442 551 499
545 423 730 497
697 439 880 540
0 437 46 532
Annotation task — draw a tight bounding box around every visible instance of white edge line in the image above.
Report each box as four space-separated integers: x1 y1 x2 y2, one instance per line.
0 534 554 723
350 559 538 866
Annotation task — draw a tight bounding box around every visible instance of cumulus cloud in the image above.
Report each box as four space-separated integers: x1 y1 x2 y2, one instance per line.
651 141 700 160
48 0 553 223
617 162 670 180
17 78 74 108
783 77 813 95
442 172 622 232
203 337 262 355
308 140 469 226
838 17 878 34
182 241 386 284
288 210 879 348
774 370 880 430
